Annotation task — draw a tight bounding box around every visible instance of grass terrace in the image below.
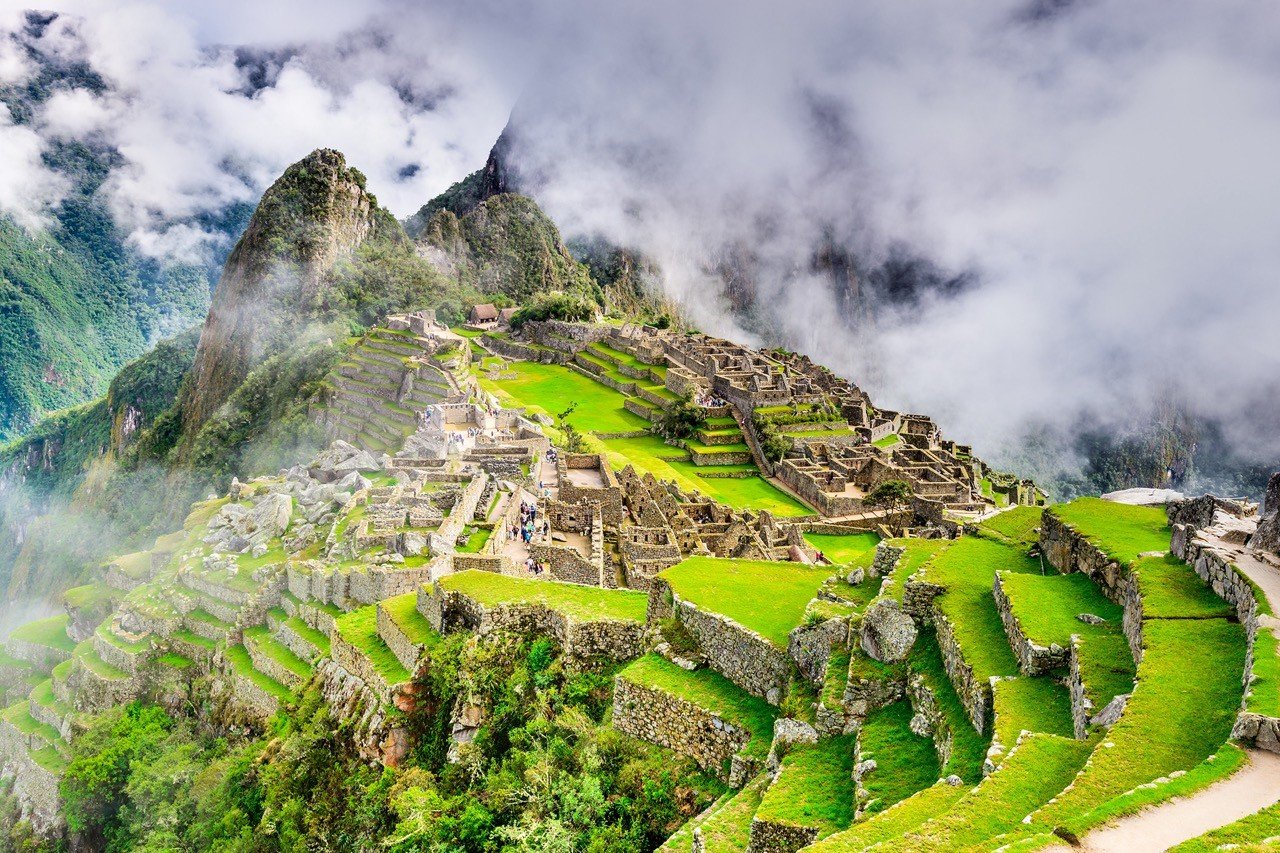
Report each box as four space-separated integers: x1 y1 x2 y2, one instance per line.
107 550 153 581
61 582 115 612
893 733 1095 851
334 605 412 686
1033 618 1246 834
881 538 952 603
872 433 901 448
9 614 75 655
480 360 650 434
991 677 1074 754
380 592 439 647
687 775 768 853
857 700 940 815
619 655 777 759
755 734 856 837
243 626 312 682
29 679 71 720
803 532 880 567
457 526 492 554
999 571 1122 648
1249 626 1280 717
1053 497 1171 564
922 537 1039 684
1135 554 1235 619
284 617 331 657
438 570 647 623
71 639 127 681
977 506 1046 550
908 630 991 783
224 644 292 702
805 784 967 852
158 653 195 670
660 557 832 647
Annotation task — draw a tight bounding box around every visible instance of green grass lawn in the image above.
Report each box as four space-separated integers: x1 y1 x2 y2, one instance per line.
333 606 412 686
72 640 128 680
882 538 953 602
977 506 1045 549
439 570 648 623
858 700 941 816
1053 497 1171 564
481 361 649 433
284 617 331 657
62 582 114 611
1248 626 1280 716
1073 630 1139 718
243 626 312 681
804 532 881 567
158 653 195 670
999 571 1123 646
923 537 1039 684
225 644 293 702
873 433 901 448
1033 618 1246 834
909 629 991 783
380 593 439 647
661 557 831 647
618 654 777 759
457 526 492 554
895 733 1095 851
1135 554 1235 619
687 774 768 853
805 783 967 852
9 614 75 654
755 735 856 836
3 701 60 743
991 677 1074 753
29 679 71 718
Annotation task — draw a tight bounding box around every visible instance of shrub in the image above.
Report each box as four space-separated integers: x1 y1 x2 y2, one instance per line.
510 291 597 330
866 480 913 509
657 394 708 440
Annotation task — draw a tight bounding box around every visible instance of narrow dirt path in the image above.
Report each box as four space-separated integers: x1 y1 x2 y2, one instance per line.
1043 749 1280 853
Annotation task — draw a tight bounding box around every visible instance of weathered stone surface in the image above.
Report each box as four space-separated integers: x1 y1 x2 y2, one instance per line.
766 718 818 772
992 572 1067 676
860 598 917 664
1090 692 1129 728
612 675 758 785
1254 472 1280 556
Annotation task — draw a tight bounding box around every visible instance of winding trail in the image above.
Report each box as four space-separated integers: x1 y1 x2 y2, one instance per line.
1044 749 1280 853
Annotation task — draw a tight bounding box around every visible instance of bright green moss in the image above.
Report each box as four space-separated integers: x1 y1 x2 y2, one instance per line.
439 570 648 623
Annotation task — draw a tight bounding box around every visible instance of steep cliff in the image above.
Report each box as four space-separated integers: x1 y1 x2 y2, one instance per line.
178 149 383 435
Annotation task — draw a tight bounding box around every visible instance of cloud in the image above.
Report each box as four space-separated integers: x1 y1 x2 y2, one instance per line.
0 110 68 230
2 0 1277 483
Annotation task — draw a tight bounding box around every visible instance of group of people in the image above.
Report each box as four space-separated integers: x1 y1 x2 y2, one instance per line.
523 556 545 576
509 499 550 546
695 391 729 408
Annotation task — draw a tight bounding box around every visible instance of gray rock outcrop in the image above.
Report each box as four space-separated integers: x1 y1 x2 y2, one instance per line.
1253 471 1280 556
860 598 918 663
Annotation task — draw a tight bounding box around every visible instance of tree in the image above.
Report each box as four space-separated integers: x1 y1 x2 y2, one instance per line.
657 393 707 440
866 479 913 509
558 403 588 453
757 422 792 462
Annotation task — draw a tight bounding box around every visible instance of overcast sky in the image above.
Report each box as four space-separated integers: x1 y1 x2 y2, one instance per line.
2 0 1278 470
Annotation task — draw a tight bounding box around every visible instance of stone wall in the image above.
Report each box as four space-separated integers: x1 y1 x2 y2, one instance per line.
788 617 846 684
419 584 644 664
842 669 904 721
992 573 1067 675
906 670 955 777
377 601 425 673
667 593 792 704
932 607 988 733
747 816 819 853
529 542 601 586
612 675 756 784
331 631 397 703
0 721 62 836
1039 510 1128 604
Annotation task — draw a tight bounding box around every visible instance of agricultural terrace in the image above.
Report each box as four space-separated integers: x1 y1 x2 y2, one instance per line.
660 557 832 647
802 532 880 567
480 360 812 516
1052 497 1171 564
438 570 648 623
754 734 857 837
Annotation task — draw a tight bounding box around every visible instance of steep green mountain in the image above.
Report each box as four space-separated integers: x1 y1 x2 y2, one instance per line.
0 147 612 608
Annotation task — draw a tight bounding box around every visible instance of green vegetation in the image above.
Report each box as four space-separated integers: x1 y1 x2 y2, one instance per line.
660 557 831 647
999 571 1122 646
755 735 856 835
439 570 648 623
1248 626 1280 716
806 783 967 852
684 774 768 853
1135 554 1235 619
923 537 1038 684
9 613 75 654
882 537 953 602
803 532 880 566
284 616 331 657
510 291 597 329
619 654 778 759
481 360 648 434
977 506 1045 549
243 626 313 682
908 629 991 783
1034 618 1246 833
858 701 941 815
334 605 412 686
1170 786 1280 852
456 526 492 554
225 644 293 702
991 678 1074 753
1053 497 1171 564
381 593 439 647
894 733 1094 851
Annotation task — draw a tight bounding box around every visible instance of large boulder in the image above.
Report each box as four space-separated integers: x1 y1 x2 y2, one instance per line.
860 598 918 663
1253 472 1280 556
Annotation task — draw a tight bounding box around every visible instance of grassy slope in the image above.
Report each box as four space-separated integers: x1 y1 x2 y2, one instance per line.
1052 498 1171 564
755 735 857 835
804 532 881 567
858 700 940 815
333 605 411 685
660 557 831 647
439 570 647 623
8 614 75 653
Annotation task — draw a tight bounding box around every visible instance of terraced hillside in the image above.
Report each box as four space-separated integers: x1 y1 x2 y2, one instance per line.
2 316 1277 851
